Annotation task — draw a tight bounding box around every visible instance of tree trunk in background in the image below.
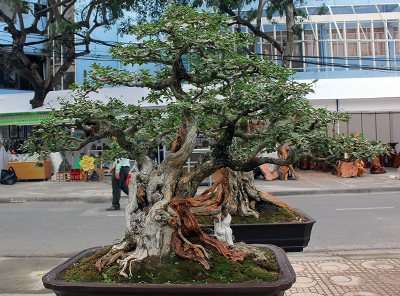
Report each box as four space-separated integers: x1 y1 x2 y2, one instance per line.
30 87 48 109
282 0 295 68
190 168 294 218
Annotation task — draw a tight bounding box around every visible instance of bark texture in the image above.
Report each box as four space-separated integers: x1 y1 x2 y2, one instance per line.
96 164 248 276
190 168 296 219
96 125 249 277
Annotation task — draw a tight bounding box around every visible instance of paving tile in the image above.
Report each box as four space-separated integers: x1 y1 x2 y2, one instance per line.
285 258 400 296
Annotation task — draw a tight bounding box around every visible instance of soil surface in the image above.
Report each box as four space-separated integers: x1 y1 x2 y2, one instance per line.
196 203 307 225
60 247 280 284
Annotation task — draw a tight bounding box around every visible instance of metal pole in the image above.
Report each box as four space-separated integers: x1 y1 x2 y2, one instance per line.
389 112 392 143
361 111 363 134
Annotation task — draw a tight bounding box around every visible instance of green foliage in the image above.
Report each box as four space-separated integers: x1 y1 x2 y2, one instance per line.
102 273 116 283
243 8 258 22
265 0 308 20
25 6 388 172
35 162 44 170
56 22 80 36
317 3 328 15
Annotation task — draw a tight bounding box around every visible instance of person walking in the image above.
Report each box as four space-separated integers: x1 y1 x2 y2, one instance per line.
106 138 131 211
106 157 130 211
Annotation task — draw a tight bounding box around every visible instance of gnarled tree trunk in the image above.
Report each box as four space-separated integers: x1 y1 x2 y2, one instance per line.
190 168 296 219
95 123 249 277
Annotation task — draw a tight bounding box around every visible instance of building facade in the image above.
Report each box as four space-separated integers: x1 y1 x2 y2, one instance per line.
1 1 400 173
241 1 400 153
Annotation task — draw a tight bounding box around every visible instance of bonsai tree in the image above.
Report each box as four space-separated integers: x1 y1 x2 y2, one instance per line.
27 6 387 278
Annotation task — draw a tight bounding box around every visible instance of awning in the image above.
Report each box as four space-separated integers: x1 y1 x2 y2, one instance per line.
302 76 400 101
0 86 176 125
301 76 400 112
1 77 399 124
0 111 52 126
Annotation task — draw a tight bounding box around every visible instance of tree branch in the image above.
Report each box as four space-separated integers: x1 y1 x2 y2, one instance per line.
218 0 284 54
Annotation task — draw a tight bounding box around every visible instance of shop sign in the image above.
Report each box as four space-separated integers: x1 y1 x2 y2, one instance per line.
70 169 81 181
0 112 52 126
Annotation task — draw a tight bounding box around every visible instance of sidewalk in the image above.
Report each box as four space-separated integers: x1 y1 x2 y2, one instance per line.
0 167 399 295
255 166 400 196
286 249 400 295
0 167 399 203
1 249 399 296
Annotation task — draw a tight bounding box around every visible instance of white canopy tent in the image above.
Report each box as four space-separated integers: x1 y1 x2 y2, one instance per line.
302 76 400 112
301 76 400 149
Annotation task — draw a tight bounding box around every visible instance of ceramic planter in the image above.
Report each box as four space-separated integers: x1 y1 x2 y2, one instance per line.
42 244 296 296
205 209 315 252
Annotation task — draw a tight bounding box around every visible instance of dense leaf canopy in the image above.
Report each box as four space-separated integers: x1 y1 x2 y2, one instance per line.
27 6 388 172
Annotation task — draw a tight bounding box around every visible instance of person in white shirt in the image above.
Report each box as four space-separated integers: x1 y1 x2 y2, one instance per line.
214 204 234 248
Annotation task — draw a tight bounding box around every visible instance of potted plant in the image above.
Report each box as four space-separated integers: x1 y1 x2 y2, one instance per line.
27 6 388 294
42 244 296 296
190 169 315 252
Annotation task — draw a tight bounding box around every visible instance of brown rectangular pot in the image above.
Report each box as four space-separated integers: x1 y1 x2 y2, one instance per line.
42 244 296 296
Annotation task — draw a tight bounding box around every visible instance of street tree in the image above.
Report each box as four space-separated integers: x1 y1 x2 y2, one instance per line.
27 6 387 277
0 0 168 109
192 0 308 68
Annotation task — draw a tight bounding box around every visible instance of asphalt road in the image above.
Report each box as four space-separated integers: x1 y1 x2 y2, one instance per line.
0 192 399 257
280 192 400 252
0 200 127 257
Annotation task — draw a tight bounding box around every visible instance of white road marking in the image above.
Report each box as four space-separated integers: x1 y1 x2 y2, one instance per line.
298 174 327 188
336 207 394 211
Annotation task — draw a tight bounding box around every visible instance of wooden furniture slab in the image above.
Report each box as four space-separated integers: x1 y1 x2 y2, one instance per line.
7 161 51 180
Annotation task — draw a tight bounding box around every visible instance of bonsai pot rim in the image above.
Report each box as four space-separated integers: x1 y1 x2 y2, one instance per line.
222 208 315 227
42 244 296 295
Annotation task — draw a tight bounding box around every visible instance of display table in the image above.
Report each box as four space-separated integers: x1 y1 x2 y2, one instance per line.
7 161 51 180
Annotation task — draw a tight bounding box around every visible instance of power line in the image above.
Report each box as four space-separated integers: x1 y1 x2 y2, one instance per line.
258 52 400 72
1 38 399 71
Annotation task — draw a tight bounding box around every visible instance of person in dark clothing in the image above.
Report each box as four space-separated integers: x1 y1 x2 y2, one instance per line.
106 137 131 211
106 157 130 211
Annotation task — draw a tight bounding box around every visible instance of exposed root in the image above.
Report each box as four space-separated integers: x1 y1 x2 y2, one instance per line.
169 195 247 269
190 168 265 218
259 192 297 213
177 227 211 261
171 230 211 269
188 166 303 223
95 249 123 272
233 242 276 269
112 240 131 252
118 247 148 278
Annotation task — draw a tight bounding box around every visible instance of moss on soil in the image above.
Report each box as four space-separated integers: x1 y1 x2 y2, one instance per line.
59 248 280 284
196 203 306 225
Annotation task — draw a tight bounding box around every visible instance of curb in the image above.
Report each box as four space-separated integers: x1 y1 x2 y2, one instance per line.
263 186 400 196
0 196 110 203
0 187 399 202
